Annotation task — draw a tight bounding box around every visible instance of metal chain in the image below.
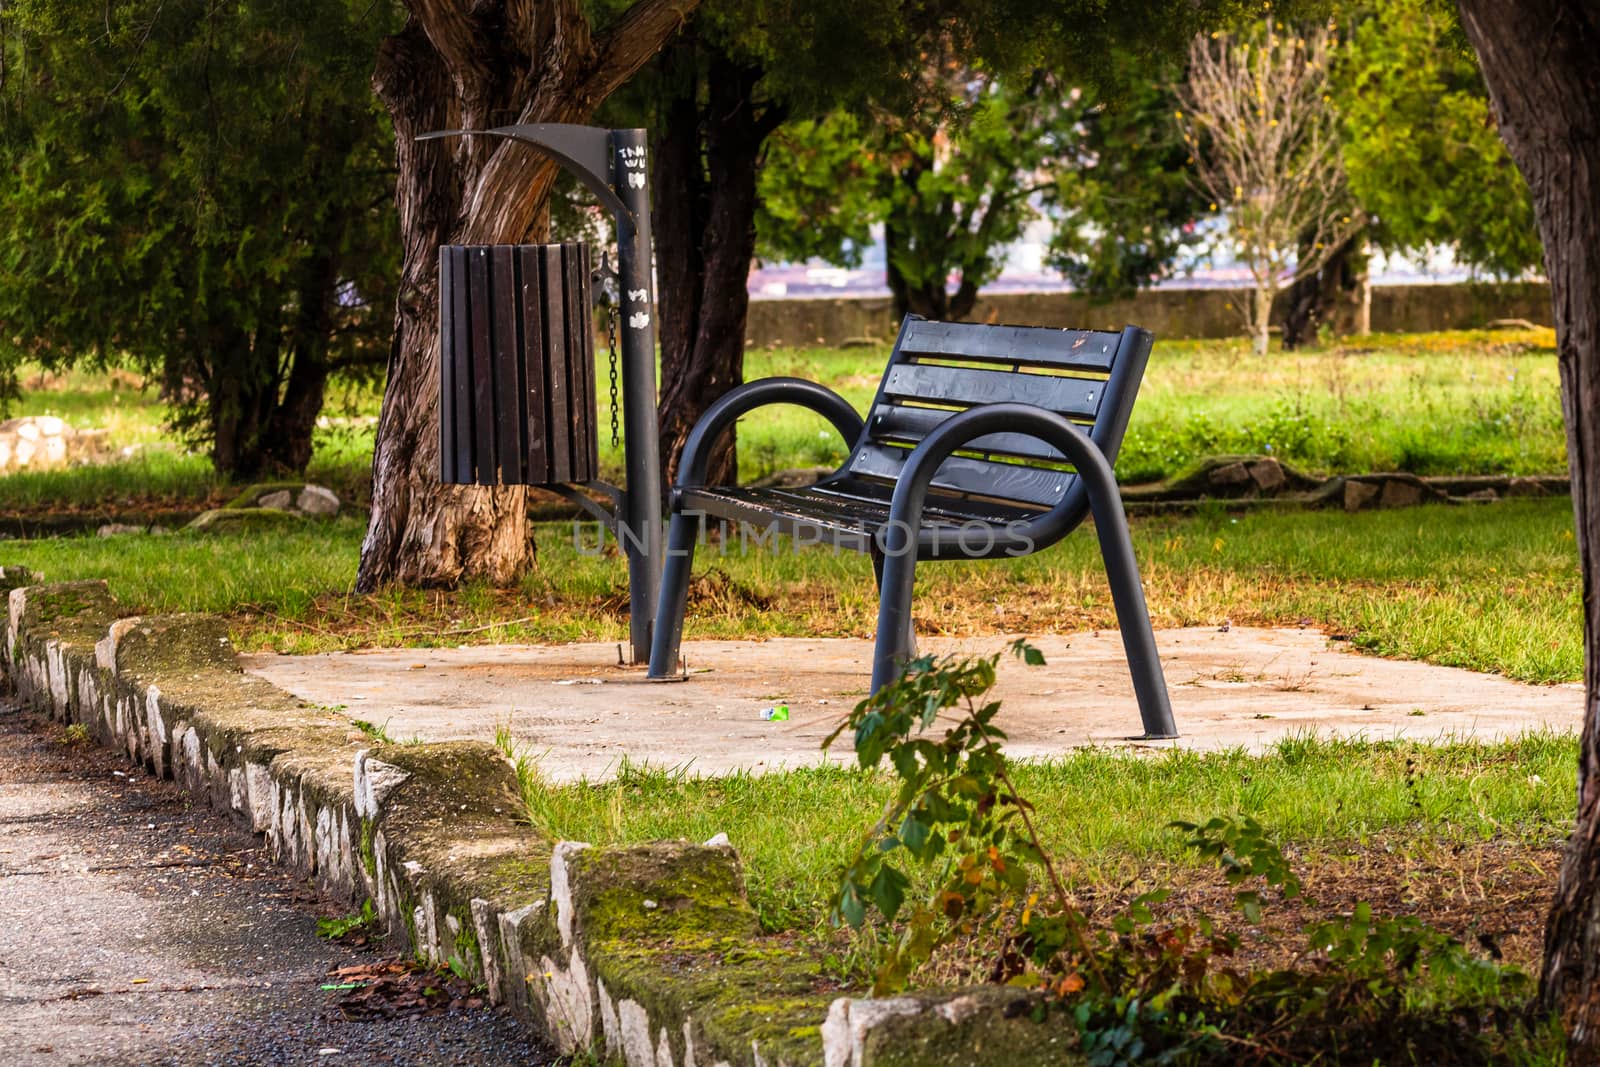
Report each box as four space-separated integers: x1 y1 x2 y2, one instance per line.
606 299 621 449
594 250 622 450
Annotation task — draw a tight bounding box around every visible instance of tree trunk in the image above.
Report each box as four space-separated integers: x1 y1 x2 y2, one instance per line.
356 0 697 591
887 222 965 321
1251 285 1273 356
654 38 780 486
1356 247 1372 337
1455 1 1600 1055
1281 228 1367 349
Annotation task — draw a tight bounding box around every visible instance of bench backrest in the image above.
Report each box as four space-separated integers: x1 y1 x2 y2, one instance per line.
846 315 1155 509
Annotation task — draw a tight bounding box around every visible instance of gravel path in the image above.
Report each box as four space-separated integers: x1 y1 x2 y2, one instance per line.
0 704 557 1067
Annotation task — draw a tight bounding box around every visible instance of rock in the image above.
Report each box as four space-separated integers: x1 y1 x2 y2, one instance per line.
97 523 146 538
185 507 308 534
1343 480 1380 512
1465 488 1500 502
0 416 108 474
224 482 309 510
1247 459 1287 493
1209 461 1252 488
296 484 341 517
1507 476 1547 498
1377 479 1424 509
258 489 294 510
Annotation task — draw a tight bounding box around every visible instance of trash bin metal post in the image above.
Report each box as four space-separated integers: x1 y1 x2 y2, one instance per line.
608 127 663 665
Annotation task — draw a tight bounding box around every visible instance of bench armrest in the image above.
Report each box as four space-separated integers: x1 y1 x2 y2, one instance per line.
675 377 865 489
880 402 1115 555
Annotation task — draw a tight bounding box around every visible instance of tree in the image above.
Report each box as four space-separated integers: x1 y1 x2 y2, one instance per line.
1262 0 1547 349
1340 0 1541 280
1453 2 1600 1056
0 0 397 477
759 52 1206 321
877 59 1069 323
1176 20 1358 355
355 0 697 591
1044 68 1210 298
760 66 1094 324
646 24 787 489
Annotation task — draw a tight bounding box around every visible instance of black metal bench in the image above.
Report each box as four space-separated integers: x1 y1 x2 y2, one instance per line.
646 314 1177 739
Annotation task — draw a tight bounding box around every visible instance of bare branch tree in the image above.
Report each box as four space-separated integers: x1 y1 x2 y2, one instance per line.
1177 21 1358 355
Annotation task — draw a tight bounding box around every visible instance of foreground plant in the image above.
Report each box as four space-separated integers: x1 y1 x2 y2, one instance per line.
829 644 1556 1063
825 640 1093 994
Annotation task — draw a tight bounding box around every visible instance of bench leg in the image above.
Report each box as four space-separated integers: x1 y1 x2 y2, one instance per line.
1080 475 1178 740
648 508 700 678
871 545 916 665
871 537 921 693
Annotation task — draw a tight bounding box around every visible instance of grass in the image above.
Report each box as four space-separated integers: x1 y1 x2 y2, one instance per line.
728 327 1568 484
0 496 1580 682
0 365 381 513
0 327 1568 515
511 732 1575 937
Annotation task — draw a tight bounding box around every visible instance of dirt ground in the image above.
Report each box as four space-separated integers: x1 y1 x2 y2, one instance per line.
243 626 1582 783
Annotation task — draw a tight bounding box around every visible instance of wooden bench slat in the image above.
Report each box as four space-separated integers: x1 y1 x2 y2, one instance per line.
881 363 1103 419
867 404 1077 462
561 244 594 481
900 318 1119 371
849 442 1074 508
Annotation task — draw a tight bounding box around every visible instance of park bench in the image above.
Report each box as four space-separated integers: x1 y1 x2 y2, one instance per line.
646 314 1177 740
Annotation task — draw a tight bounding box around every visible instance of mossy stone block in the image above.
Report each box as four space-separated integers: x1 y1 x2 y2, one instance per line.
185 507 308 533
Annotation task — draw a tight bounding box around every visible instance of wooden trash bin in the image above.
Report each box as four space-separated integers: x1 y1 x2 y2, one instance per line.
438 242 599 486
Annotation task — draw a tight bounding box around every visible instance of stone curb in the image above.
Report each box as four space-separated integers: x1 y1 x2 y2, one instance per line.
1120 456 1569 514
0 566 1067 1066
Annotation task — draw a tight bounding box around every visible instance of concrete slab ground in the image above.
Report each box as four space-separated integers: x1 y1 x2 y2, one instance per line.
241 627 1582 783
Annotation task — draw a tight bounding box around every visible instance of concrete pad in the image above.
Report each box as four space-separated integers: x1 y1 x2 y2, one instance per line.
241 627 1583 783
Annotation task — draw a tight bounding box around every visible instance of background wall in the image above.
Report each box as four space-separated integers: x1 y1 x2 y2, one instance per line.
742 282 1553 348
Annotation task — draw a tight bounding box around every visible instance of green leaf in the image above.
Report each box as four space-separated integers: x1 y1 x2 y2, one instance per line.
869 865 910 921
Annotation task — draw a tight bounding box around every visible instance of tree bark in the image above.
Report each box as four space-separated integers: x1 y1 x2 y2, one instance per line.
1250 285 1273 356
357 0 696 591
654 38 781 486
1281 228 1367 349
1455 1 1600 1056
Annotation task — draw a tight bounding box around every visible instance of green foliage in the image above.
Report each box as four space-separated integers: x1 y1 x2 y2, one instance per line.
1172 816 1302 923
0 0 399 474
1336 0 1542 277
317 899 379 940
826 647 1546 1058
754 111 884 268
825 640 1083 993
1178 815 1525 1009
759 67 1109 318
1046 71 1209 295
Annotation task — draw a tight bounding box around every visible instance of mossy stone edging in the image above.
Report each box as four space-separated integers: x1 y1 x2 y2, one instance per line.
0 565 1072 1066
1120 454 1570 514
